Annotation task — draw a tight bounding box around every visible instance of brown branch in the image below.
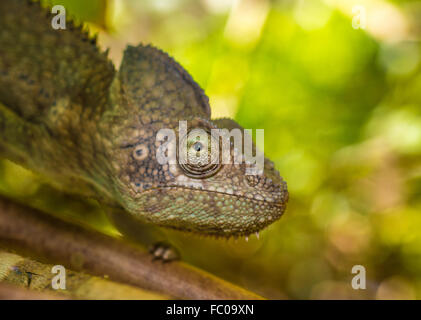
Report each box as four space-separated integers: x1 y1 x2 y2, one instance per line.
0 250 171 300
0 283 69 300
0 195 262 300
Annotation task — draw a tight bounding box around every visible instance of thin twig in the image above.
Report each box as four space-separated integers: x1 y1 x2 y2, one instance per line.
0 195 262 300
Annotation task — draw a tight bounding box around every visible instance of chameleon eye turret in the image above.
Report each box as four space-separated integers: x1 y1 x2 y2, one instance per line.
178 128 221 179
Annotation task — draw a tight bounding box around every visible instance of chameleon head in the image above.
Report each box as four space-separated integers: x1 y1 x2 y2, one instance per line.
106 44 288 238
111 117 288 238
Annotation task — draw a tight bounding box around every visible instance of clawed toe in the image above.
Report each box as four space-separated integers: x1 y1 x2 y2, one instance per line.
148 242 180 262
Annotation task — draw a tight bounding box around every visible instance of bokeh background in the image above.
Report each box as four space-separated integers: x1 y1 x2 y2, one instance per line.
1 0 421 299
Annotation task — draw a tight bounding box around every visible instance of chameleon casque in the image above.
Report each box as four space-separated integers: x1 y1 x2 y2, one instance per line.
0 0 288 251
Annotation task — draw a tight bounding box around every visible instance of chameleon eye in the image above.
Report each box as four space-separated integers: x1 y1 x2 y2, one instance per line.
192 142 203 152
178 128 221 178
133 144 148 161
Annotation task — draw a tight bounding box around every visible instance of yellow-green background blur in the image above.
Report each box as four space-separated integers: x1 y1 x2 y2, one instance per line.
1 0 421 299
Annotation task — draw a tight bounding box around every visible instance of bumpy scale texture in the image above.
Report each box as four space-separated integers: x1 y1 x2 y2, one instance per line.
0 0 288 238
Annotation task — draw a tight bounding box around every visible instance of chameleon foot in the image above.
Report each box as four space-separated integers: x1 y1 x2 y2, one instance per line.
148 242 180 262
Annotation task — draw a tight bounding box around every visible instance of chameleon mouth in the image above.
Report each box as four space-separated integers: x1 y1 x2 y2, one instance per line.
159 185 287 207
136 185 288 238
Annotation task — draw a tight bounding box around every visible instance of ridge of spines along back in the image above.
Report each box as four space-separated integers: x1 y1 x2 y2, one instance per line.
25 0 109 58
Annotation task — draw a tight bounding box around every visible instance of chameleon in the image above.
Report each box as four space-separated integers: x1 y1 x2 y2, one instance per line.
0 0 288 253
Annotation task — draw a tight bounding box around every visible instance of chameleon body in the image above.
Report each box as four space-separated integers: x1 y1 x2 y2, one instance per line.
0 0 288 239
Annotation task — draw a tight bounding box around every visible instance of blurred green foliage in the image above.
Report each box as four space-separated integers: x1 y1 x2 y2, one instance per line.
1 0 421 299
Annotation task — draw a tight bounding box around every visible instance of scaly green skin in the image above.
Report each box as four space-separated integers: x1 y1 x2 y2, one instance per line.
0 0 288 238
